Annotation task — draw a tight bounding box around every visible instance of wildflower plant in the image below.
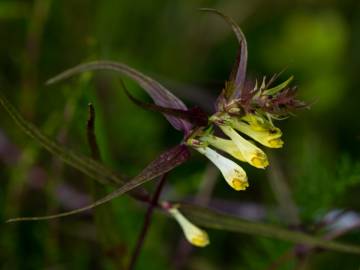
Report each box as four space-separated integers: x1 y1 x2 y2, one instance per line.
185 10 304 191
1 8 359 269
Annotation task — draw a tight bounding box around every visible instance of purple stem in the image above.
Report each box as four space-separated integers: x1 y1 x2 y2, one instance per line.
128 173 168 270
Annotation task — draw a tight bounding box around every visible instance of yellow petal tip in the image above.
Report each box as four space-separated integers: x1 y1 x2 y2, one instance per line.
268 138 284 148
190 234 210 247
251 156 269 169
232 178 249 191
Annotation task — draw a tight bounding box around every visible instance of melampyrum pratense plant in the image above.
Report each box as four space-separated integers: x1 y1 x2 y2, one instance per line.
2 7 360 266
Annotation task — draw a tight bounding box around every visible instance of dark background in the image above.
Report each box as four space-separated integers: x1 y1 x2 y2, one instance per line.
1 0 360 269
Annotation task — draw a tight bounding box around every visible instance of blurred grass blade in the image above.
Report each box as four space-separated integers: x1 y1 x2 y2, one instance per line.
0 2 30 19
0 92 127 187
180 204 360 255
46 60 192 133
7 145 190 222
200 8 247 99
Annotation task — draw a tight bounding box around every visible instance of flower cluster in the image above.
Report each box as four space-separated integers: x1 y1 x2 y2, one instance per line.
186 90 289 191
184 10 306 192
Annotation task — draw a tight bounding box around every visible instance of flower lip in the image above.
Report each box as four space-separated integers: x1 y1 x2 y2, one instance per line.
251 155 269 168
232 177 249 191
191 235 210 247
268 138 284 148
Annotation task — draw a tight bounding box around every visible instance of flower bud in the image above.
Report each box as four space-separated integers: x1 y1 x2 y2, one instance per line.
168 207 210 247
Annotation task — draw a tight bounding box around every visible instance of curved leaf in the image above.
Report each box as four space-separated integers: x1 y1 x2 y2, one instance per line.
46 61 192 133
200 8 248 99
122 82 208 127
180 204 360 255
7 144 190 222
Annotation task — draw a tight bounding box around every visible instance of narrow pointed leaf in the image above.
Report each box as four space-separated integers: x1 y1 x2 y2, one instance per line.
228 46 242 84
7 145 190 222
180 204 360 255
122 83 208 127
46 60 192 132
263 76 294 96
200 8 248 99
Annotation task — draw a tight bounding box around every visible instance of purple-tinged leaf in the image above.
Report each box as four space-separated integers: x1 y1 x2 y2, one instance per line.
264 86 308 115
200 8 248 100
46 61 192 132
229 46 242 84
122 83 208 127
237 79 258 113
7 144 190 222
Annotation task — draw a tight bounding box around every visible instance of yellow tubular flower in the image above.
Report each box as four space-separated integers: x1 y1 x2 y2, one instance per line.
196 146 248 191
241 114 271 131
203 135 246 162
168 207 210 247
219 125 269 169
232 119 284 148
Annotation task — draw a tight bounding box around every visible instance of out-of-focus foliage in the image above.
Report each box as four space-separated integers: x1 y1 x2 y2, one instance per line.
1 0 360 269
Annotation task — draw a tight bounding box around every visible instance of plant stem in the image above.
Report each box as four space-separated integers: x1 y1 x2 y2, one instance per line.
128 173 168 270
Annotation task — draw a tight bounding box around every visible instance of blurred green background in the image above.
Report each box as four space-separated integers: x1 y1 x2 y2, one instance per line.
1 0 360 269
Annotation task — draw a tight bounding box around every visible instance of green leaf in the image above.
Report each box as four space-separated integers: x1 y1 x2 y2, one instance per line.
180 203 360 255
263 76 294 96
